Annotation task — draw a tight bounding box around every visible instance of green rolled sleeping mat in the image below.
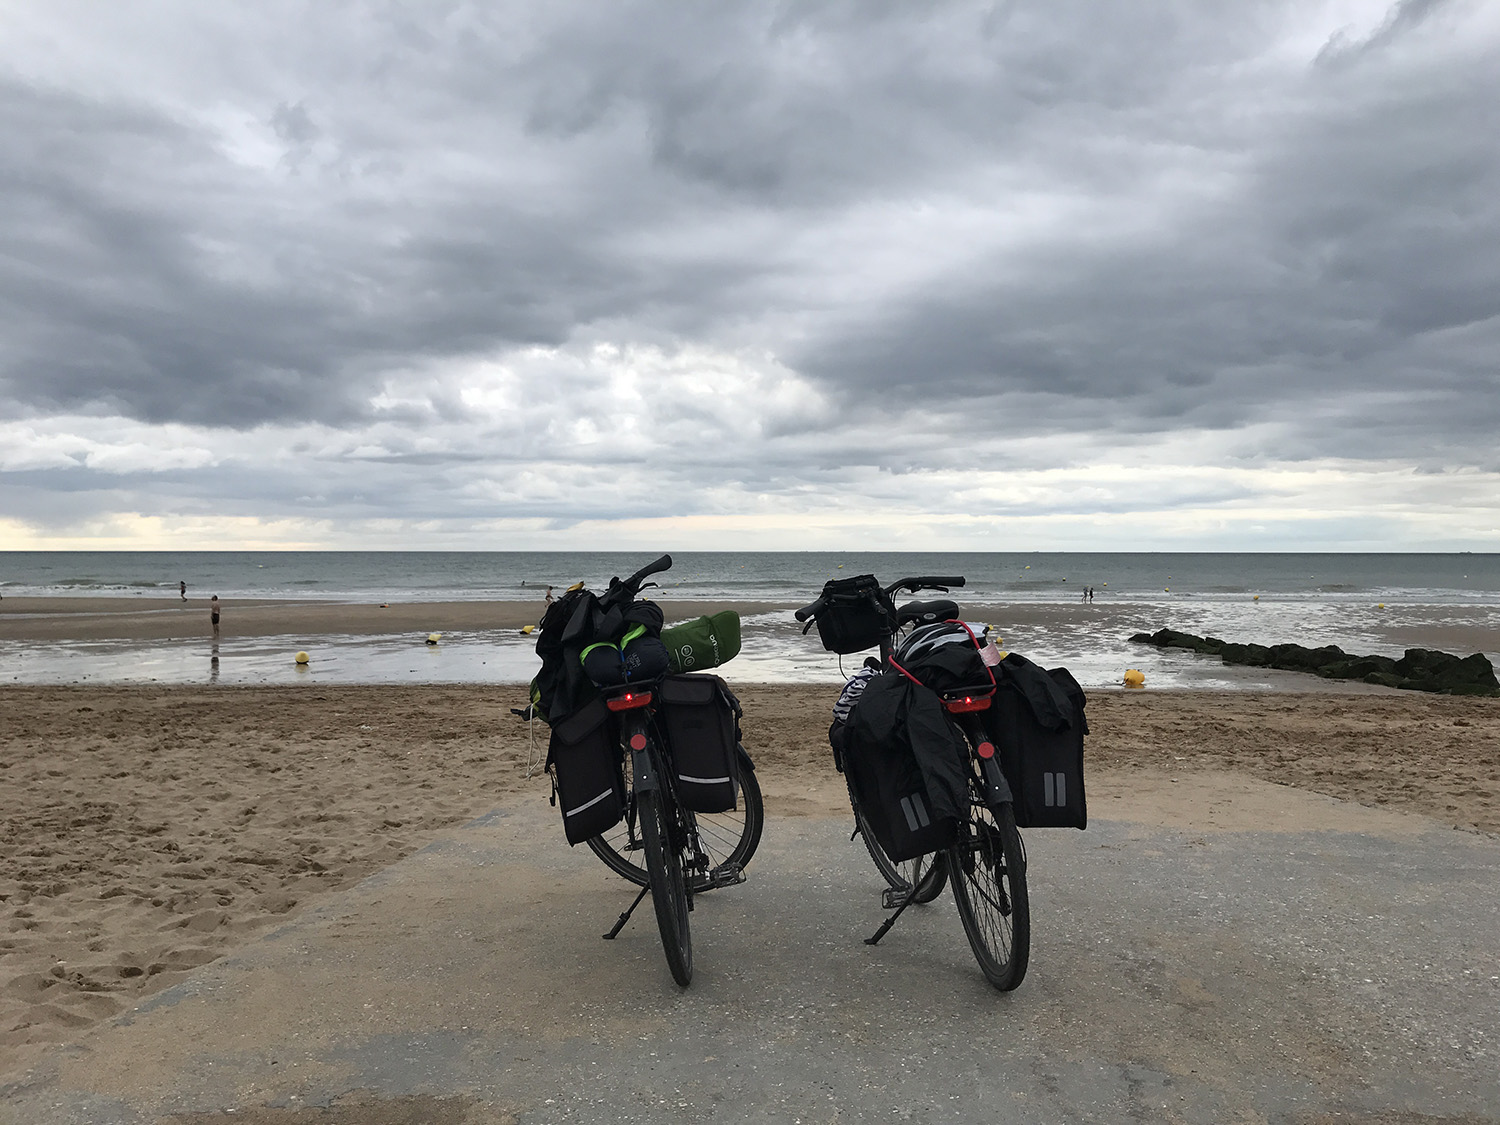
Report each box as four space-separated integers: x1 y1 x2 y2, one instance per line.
662 610 742 673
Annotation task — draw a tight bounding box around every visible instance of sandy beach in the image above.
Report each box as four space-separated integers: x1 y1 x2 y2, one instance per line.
3 677 1498 1085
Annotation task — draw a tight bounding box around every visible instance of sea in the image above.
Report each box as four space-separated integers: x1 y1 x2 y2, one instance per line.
3 551 1498 690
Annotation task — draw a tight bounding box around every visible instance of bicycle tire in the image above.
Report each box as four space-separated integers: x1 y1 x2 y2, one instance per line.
847 778 949 904
636 786 693 986
588 747 763 889
947 798 1030 991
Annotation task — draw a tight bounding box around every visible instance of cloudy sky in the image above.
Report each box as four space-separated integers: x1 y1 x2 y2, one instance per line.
3 0 1498 552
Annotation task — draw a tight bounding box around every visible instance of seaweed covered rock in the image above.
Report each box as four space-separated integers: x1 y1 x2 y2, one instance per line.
1393 649 1500 696
1140 628 1224 655
1218 642 1272 667
1128 630 1498 696
1266 643 1348 672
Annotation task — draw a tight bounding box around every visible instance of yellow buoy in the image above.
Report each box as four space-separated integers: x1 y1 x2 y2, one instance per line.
520 624 536 635
1253 595 1260 601
1164 587 1170 592
1377 603 1385 609
295 651 310 665
1123 668 1145 689
426 633 441 645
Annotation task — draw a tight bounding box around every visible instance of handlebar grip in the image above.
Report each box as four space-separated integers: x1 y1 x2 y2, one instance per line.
885 574 968 595
794 598 826 622
624 553 673 589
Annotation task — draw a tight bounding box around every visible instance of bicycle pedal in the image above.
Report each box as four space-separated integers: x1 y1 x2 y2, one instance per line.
690 863 745 891
881 887 912 910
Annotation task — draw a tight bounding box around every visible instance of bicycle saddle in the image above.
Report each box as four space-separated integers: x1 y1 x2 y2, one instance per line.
896 598 960 626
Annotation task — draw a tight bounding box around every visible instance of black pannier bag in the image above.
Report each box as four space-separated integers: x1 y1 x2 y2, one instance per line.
843 671 968 861
657 673 740 813
984 654 1088 829
813 574 898 654
533 585 604 725
545 697 626 844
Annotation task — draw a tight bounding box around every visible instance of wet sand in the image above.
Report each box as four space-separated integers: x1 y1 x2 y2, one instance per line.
0 596 761 642
5 595 1498 661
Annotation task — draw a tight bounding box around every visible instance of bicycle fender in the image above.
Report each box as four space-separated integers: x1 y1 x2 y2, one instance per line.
980 754 1014 807
622 715 661 791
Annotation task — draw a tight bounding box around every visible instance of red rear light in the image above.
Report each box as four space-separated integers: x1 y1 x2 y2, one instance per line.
606 690 654 712
942 692 993 713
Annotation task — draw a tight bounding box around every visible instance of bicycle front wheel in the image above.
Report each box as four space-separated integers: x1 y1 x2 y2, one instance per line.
948 799 1030 990
636 787 693 986
588 747 763 889
848 779 949 903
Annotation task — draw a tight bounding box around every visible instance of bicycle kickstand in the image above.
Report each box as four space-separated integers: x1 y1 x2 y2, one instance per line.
603 884 651 940
865 889 916 946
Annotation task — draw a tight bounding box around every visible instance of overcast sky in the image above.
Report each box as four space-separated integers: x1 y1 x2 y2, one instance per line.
2 0 1498 551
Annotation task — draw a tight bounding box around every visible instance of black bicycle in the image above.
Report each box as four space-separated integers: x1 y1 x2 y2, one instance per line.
797 574 1030 990
540 554 760 987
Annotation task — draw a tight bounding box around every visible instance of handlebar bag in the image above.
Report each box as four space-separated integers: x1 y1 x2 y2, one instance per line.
657 673 741 813
843 672 966 861
545 697 626 844
814 575 898 654
662 610 742 672
984 655 1088 829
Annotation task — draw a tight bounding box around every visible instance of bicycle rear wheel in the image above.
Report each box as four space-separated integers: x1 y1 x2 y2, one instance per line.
848 780 948 903
947 799 1030 990
588 747 763 888
636 786 693 986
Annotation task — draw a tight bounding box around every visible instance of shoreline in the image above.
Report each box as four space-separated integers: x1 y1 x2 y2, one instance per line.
4 595 1497 694
0 596 778 642
6 593 1497 651
2 683 1497 1081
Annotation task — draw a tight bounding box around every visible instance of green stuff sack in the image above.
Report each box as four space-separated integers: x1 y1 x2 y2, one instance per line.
663 611 741 673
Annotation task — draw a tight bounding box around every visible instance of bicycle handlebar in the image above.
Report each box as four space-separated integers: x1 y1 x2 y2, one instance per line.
884 575 966 596
795 574 968 627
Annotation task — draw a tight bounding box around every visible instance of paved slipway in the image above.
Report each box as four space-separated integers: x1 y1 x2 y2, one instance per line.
3 782 1497 1125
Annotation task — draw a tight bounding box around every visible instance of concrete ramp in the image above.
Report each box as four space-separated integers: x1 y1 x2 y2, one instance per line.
4 792 1498 1124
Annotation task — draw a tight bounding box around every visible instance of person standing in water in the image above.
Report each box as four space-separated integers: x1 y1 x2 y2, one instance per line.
180 580 188 601
210 595 221 639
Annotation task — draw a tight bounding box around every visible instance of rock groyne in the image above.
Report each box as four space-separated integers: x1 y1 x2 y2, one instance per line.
1128 629 1499 696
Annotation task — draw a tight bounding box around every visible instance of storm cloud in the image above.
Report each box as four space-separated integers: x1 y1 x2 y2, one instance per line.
2 0 1498 549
